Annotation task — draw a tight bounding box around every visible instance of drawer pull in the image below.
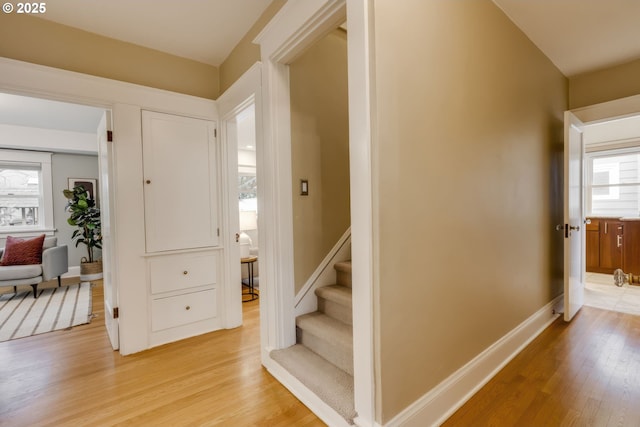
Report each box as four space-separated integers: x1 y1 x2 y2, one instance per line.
185 305 191 310
183 271 188 275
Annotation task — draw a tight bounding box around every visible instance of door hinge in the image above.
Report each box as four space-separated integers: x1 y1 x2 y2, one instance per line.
113 307 119 319
214 128 217 138
107 130 113 142
217 228 220 237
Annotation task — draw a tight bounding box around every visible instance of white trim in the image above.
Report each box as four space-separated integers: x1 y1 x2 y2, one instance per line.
294 227 351 317
347 0 377 425
256 1 379 425
385 295 563 427
216 63 263 330
264 355 352 427
0 57 218 355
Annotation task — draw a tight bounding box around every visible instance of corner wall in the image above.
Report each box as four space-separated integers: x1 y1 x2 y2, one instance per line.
219 0 287 94
52 153 100 269
569 58 640 109
289 29 350 293
372 0 567 421
0 15 219 99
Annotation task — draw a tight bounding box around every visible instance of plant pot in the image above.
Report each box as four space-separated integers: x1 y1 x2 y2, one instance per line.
80 259 103 281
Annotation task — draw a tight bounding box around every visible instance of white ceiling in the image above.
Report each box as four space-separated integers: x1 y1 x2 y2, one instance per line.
493 0 640 77
0 93 105 133
37 0 273 66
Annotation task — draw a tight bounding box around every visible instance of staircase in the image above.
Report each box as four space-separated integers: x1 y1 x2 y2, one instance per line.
270 260 355 423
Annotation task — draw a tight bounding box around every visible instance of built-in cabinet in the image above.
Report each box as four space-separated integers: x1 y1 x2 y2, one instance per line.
586 217 640 275
141 110 222 347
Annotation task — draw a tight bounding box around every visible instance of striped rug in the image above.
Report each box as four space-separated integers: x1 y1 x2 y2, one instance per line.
0 283 92 342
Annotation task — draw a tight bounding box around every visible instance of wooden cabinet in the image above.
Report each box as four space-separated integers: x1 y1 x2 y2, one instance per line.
586 217 640 274
599 220 623 272
586 218 624 273
141 110 222 347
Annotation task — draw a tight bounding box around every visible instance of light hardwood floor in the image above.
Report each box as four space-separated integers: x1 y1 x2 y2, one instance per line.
0 280 324 427
443 306 640 427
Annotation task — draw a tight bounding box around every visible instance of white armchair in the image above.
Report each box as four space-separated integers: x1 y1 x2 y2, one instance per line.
0 237 68 298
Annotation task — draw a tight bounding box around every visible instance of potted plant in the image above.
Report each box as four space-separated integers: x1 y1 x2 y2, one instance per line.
63 185 103 280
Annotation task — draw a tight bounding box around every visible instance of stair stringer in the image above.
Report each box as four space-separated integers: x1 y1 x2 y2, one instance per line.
294 227 351 318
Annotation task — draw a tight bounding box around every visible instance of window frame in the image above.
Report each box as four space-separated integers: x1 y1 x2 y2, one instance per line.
585 147 640 217
0 149 54 237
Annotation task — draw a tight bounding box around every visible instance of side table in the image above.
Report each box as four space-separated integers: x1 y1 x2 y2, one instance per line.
241 256 258 302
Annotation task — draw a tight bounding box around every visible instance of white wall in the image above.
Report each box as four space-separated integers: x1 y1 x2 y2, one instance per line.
52 153 100 268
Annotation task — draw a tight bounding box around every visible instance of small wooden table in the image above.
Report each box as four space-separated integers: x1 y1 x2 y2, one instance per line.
241 256 258 302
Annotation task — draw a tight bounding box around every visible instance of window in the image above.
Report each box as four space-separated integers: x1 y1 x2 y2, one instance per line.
0 150 53 234
587 150 640 217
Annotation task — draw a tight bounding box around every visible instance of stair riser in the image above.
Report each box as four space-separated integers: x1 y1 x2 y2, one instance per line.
297 328 354 376
318 298 352 325
336 270 352 288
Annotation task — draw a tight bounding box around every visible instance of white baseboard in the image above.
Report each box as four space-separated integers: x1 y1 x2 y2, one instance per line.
386 294 563 427
263 354 353 427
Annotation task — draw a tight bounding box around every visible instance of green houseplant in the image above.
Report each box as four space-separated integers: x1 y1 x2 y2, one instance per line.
63 185 103 280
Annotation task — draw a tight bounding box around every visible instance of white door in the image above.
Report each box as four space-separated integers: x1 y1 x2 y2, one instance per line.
97 111 119 349
564 111 586 321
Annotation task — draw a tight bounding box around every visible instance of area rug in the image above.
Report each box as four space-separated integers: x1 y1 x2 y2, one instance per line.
0 282 92 342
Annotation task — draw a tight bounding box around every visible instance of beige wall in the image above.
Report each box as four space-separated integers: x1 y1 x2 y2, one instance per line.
0 15 219 99
372 0 567 421
290 29 350 293
219 0 286 94
569 58 640 109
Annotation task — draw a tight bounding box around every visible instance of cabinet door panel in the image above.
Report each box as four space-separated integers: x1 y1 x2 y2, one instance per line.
624 222 640 275
600 221 623 272
142 111 218 252
586 231 600 272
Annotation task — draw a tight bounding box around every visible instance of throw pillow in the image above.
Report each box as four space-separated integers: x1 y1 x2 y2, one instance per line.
0 234 46 266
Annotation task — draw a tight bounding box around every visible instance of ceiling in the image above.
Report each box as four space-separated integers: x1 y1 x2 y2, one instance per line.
493 0 640 77
3 0 640 137
37 0 273 66
0 93 105 133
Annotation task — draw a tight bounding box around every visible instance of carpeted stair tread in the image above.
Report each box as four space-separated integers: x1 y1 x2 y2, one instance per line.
335 260 352 288
316 285 352 307
270 344 356 423
334 260 352 274
296 311 352 349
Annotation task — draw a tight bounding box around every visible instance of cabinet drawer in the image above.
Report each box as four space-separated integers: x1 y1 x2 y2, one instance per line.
151 289 217 331
149 252 217 294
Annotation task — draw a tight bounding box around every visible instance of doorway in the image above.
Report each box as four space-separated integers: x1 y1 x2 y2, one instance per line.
581 113 640 315
0 92 118 347
235 103 260 302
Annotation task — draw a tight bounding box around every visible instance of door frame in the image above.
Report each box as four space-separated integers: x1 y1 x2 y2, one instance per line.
569 95 640 321
217 63 263 329
254 0 377 425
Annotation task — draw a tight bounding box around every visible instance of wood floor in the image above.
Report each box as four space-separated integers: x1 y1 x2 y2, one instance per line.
5 283 640 427
0 280 324 427
443 306 640 427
